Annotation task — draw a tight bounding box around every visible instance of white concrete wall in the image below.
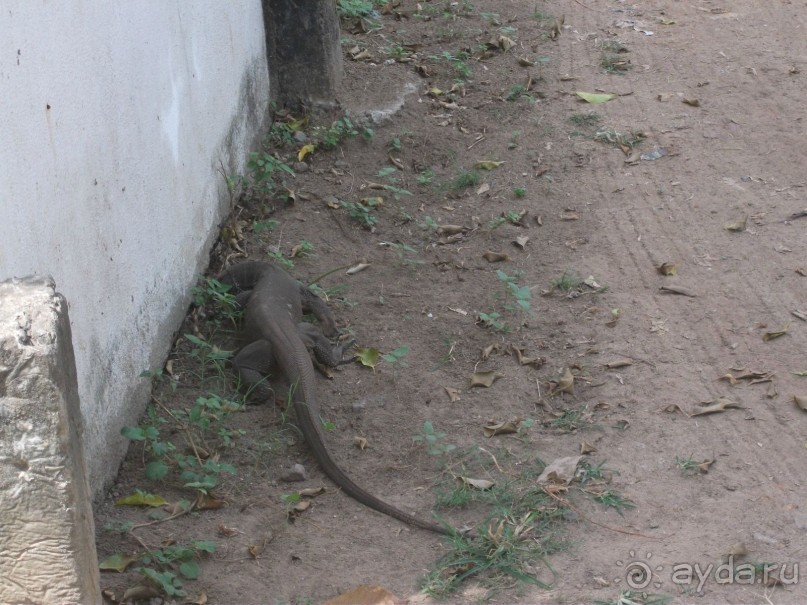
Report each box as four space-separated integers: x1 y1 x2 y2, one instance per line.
0 2 270 495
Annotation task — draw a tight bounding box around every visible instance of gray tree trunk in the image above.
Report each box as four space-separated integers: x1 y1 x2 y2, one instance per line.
262 0 343 111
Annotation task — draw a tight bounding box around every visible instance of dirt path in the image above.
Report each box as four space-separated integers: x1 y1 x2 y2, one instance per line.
96 1 807 603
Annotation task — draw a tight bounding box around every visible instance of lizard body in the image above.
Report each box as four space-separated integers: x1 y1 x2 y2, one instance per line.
218 261 451 535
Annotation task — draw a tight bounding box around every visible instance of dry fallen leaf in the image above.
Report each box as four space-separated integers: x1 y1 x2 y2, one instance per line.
353 436 369 450
188 593 208 605
445 387 461 402
507 345 545 368
793 395 807 411
480 343 500 360
459 476 495 490
346 262 371 275
682 98 701 107
556 367 575 395
498 36 515 51
549 14 565 40
537 455 582 485
660 403 688 415
195 494 225 510
604 360 633 369
323 194 341 209
580 441 597 454
513 235 529 249
483 420 519 437
719 373 738 386
476 182 490 195
722 542 748 559
659 285 697 297
470 370 501 388
297 143 316 162
437 224 466 235
474 160 505 170
322 585 400 605
298 487 326 498
724 215 748 232
482 250 511 262
122 586 161 603
657 262 678 276
291 500 310 513
560 209 579 221
691 397 739 416
218 524 240 537
698 458 715 473
762 325 788 341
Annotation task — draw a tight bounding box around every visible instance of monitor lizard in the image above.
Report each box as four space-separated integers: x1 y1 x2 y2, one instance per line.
218 261 453 535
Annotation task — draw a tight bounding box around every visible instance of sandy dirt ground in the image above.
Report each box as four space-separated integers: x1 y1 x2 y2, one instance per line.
96 1 807 603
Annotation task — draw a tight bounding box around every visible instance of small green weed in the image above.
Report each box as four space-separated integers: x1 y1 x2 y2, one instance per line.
568 112 602 128
339 199 379 229
550 270 584 292
413 421 456 457
532 10 554 21
549 409 587 432
268 121 296 147
487 210 524 230
600 39 628 54
184 333 233 382
513 187 527 198
594 128 645 150
436 338 457 366
192 277 241 328
386 242 425 268
601 52 631 73
382 345 410 380
417 215 439 230
121 395 240 493
593 489 635 513
314 116 365 149
266 250 294 271
577 460 614 484
253 219 280 234
497 270 532 315
429 50 472 80
292 240 315 258
137 540 216 594
674 454 706 476
337 0 377 19
423 482 565 597
385 45 410 60
451 168 481 190
480 11 500 25
247 151 294 192
417 167 435 185
505 84 533 102
477 311 508 332
387 136 403 152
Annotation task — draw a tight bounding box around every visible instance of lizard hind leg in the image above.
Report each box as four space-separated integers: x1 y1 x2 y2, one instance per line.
233 340 276 403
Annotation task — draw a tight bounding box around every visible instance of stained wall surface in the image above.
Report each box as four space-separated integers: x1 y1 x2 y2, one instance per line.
0 1 270 494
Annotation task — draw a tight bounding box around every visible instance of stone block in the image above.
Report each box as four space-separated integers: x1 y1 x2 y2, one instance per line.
0 276 100 605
